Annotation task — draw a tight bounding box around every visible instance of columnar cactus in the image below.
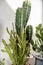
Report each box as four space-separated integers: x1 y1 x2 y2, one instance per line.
2 0 33 65
15 1 31 37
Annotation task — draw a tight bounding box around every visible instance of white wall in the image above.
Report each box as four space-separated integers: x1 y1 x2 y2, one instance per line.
28 0 42 32
0 0 15 65
0 0 42 65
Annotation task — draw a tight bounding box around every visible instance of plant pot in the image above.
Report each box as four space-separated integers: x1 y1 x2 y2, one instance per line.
25 57 35 65
34 55 43 65
11 58 35 65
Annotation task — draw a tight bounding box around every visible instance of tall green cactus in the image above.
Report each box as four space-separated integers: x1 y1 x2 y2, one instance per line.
2 0 33 65
15 1 31 37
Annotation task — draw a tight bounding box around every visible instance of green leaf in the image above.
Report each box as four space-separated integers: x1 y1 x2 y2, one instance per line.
36 33 41 39
31 39 34 45
1 49 6 52
40 44 43 51
32 44 37 51
6 28 10 35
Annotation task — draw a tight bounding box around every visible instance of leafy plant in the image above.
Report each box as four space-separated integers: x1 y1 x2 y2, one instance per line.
2 0 33 65
31 24 43 58
0 58 5 65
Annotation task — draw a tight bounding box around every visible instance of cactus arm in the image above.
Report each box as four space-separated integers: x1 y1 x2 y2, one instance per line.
15 1 31 36
26 25 33 43
23 1 31 28
2 39 16 65
15 8 22 36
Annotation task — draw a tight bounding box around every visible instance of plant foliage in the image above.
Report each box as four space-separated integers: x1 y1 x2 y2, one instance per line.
31 24 43 58
2 0 33 65
0 58 5 65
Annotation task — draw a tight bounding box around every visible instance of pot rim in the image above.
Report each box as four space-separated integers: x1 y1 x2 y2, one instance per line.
33 55 43 61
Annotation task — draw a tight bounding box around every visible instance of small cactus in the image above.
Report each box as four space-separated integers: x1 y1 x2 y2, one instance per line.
26 25 33 43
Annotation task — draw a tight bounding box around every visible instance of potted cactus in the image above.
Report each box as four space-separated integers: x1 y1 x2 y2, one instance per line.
2 0 33 65
31 24 43 65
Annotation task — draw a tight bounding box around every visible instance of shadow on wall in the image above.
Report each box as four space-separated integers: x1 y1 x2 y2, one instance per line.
0 24 3 41
0 19 4 42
